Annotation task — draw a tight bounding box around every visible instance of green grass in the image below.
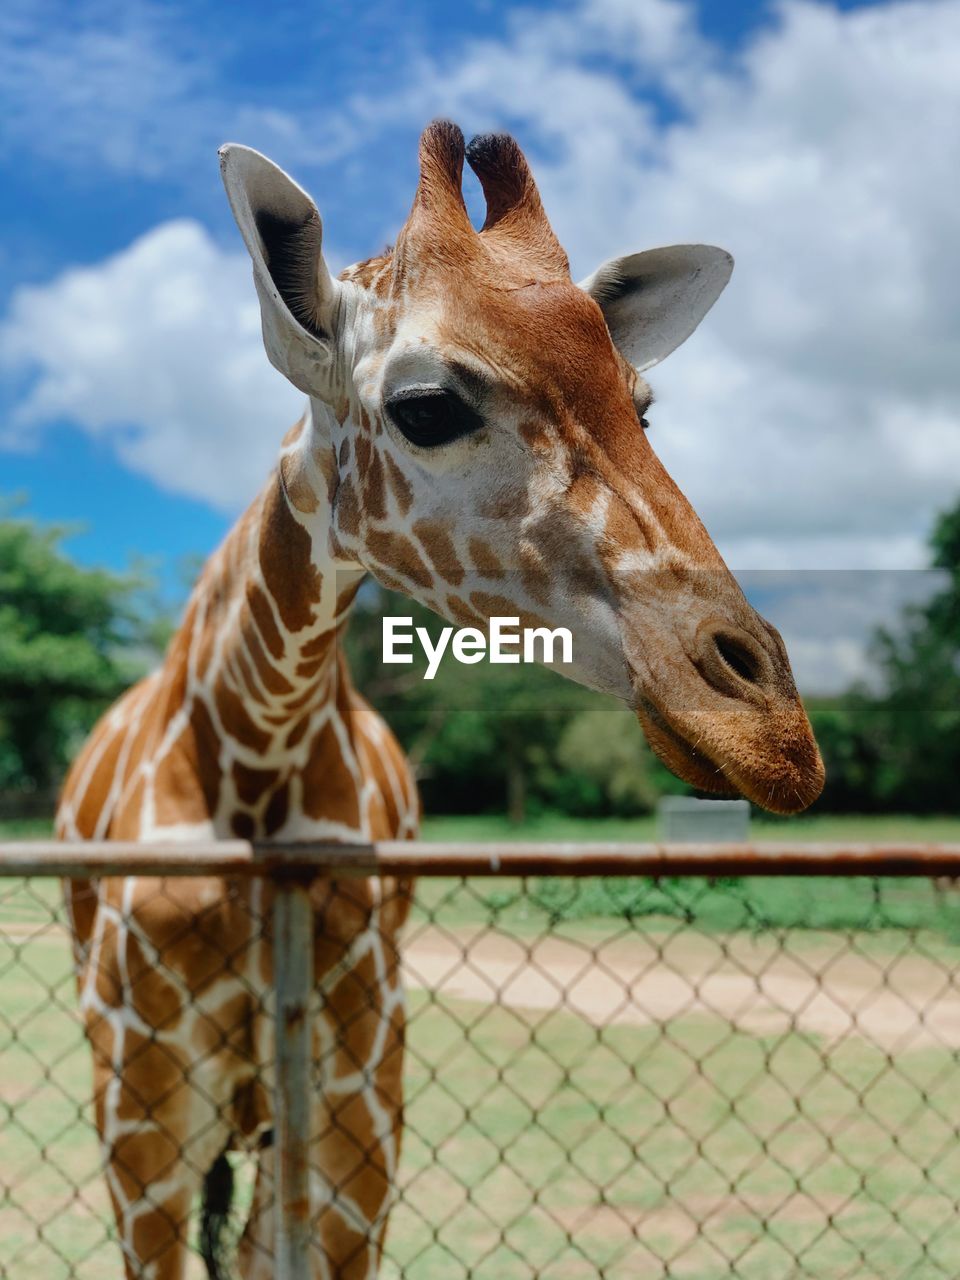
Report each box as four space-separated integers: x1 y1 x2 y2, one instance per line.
6 811 960 845
420 811 960 844
388 989 960 1279
490 873 960 935
408 867 960 942
0 818 53 840
0 920 116 1276
4 912 960 1277
412 813 960 937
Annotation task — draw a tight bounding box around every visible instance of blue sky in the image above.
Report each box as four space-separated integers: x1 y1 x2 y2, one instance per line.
1 0 958 686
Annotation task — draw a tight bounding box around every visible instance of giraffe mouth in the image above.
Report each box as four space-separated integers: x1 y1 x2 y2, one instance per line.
637 699 740 801
636 697 824 816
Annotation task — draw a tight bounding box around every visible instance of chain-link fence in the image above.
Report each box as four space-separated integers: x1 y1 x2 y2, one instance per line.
3 841 960 1278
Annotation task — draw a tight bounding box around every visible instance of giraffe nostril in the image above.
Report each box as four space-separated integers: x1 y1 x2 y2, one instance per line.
713 633 762 685
694 626 768 698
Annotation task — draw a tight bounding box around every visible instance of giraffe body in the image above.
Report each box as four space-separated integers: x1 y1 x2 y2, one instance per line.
59 121 824 1278
59 453 417 1278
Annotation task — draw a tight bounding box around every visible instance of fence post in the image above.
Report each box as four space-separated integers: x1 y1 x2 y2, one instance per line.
273 877 313 1279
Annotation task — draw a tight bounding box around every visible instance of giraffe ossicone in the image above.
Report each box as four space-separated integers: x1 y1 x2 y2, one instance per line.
58 119 823 1280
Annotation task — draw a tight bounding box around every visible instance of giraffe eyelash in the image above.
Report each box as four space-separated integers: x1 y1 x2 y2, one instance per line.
635 389 655 430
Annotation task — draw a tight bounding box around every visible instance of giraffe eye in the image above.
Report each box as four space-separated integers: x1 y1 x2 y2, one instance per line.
386 387 482 448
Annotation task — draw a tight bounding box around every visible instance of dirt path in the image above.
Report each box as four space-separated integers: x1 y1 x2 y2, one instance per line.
6 918 959 1051
401 922 960 1051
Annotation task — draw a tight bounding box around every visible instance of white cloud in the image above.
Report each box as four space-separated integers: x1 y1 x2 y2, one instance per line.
371 0 960 571
0 220 301 509
2 0 960 578
0 0 352 180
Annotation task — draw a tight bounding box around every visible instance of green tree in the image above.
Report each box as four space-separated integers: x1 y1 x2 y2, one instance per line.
868 502 960 810
0 511 149 798
553 704 658 816
819 499 960 813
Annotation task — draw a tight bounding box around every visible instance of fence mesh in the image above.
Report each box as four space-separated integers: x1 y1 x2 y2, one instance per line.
3 868 960 1278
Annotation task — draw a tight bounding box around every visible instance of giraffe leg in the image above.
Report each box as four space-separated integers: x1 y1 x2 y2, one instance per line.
236 935 406 1278
79 877 266 1277
307 931 407 1279
87 1016 237 1279
237 1143 277 1280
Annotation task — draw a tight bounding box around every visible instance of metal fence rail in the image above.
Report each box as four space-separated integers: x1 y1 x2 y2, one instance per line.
4 839 960 877
2 841 960 1279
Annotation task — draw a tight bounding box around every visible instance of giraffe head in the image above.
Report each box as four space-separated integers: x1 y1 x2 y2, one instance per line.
220 121 823 814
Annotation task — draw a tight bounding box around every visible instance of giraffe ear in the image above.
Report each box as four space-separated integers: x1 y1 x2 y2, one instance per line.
219 144 341 395
579 245 733 372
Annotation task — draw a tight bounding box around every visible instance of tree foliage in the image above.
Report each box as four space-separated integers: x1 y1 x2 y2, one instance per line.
0 513 147 794
812 499 960 813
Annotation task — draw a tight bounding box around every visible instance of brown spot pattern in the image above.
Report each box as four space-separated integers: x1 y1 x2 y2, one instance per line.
366 531 433 589
246 582 285 660
232 761 281 807
259 481 321 633
336 476 361 538
412 518 464 585
214 682 272 755
280 453 319 514
467 537 505 578
363 448 387 520
384 453 414 515
301 721 362 827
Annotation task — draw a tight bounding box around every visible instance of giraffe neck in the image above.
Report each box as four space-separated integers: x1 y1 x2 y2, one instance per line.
176 406 365 776
58 403 419 853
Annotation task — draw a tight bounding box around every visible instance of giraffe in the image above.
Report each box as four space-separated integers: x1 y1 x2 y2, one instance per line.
57 121 824 1279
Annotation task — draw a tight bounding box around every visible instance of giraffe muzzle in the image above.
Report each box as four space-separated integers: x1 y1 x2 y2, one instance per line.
632 615 825 816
